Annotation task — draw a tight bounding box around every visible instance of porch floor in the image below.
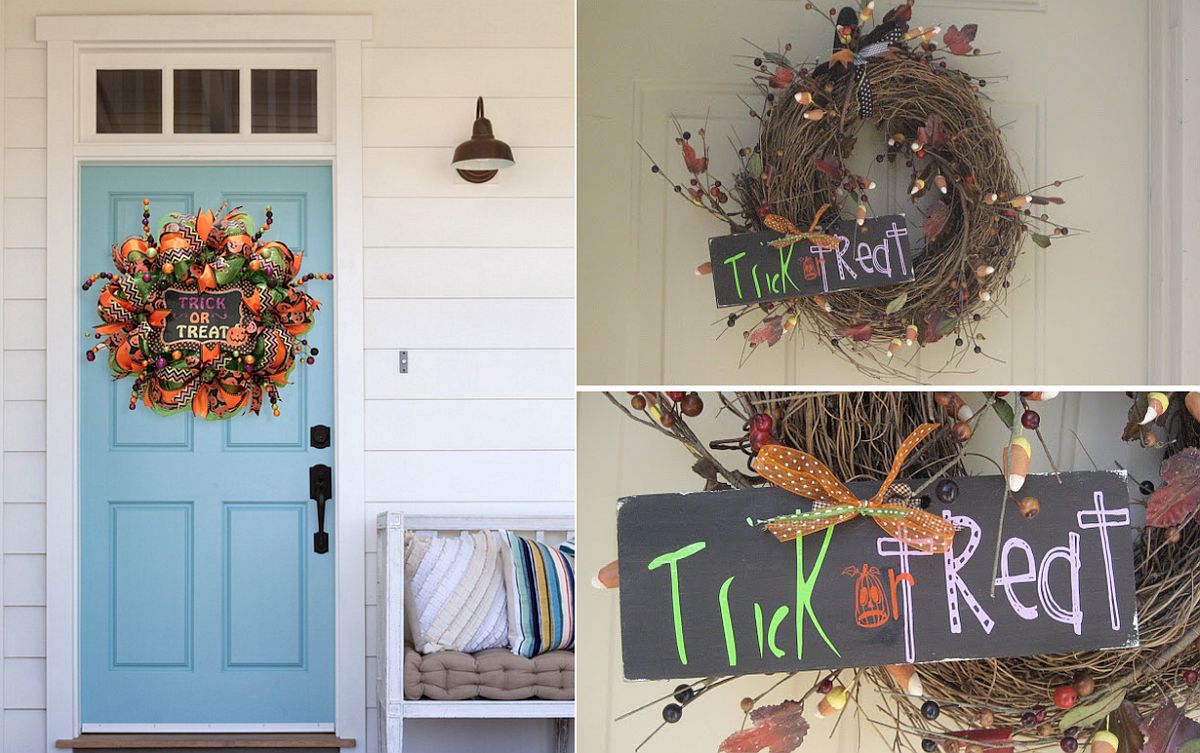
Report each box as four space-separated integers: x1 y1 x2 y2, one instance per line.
55 733 355 750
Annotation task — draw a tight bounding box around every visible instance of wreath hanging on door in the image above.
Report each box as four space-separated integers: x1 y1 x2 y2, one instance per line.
644 1 1075 380
82 201 331 420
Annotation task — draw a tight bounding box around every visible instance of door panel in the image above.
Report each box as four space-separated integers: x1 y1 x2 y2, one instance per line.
79 165 334 726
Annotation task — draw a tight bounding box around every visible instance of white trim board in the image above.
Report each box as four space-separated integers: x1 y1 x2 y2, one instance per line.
38 15 371 753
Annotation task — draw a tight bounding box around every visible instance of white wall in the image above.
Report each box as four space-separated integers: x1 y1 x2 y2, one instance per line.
577 391 1163 753
0 1 575 751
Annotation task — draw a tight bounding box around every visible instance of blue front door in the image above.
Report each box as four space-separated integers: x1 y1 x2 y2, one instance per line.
79 165 335 727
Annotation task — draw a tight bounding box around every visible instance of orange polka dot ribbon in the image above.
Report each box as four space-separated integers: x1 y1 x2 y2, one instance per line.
750 423 957 554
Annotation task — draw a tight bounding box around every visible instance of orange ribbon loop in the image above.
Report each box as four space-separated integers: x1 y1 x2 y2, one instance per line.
750 423 957 554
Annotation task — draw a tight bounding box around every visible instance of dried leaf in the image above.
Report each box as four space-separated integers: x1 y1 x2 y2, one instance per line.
944 24 978 55
679 139 708 175
885 292 908 316
1146 447 1200 527
924 201 951 242
992 399 1015 429
747 316 785 347
719 700 809 753
1140 700 1200 753
769 65 796 89
1112 701 1146 753
748 152 764 179
917 114 946 150
814 152 845 182
882 3 912 25
1031 196 1066 205
692 458 721 485
838 322 874 342
1030 233 1052 248
1059 690 1126 733
955 728 1015 753
830 48 854 69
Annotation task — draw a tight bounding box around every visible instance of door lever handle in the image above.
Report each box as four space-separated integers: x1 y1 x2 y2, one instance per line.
309 464 332 554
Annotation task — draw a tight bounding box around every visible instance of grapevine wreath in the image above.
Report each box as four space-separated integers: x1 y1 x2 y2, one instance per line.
645 1 1075 379
82 200 330 420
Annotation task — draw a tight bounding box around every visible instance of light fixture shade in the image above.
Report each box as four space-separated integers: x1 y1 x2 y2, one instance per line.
452 97 515 183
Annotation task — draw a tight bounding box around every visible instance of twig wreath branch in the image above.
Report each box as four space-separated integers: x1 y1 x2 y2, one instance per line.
641 2 1078 381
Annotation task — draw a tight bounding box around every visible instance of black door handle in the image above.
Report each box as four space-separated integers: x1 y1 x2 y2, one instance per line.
309 464 332 554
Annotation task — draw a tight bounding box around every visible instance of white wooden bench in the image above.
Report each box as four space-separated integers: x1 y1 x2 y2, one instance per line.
375 512 575 753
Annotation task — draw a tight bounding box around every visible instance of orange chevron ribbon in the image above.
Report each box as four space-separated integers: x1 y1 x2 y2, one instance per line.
750 423 957 554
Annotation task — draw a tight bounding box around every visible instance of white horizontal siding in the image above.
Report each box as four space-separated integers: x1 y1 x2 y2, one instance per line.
364 350 572 399
364 248 574 299
0 6 575 752
364 98 573 148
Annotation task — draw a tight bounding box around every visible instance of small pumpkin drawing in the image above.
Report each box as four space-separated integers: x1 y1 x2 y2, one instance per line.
843 563 890 629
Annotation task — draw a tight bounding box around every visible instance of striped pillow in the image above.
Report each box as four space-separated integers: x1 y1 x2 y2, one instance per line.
501 532 575 657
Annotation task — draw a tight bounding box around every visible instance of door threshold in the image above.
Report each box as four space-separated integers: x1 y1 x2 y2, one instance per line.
56 733 355 749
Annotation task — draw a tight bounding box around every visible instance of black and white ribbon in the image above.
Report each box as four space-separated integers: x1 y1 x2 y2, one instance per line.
851 27 905 117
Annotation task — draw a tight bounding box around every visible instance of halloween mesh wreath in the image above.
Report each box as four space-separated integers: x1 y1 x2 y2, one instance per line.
83 201 330 420
645 3 1074 380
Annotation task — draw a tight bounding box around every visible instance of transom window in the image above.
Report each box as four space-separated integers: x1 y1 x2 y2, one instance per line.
80 49 331 142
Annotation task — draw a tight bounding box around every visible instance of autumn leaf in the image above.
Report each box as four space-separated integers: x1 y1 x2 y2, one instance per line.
747 316 785 347
838 322 874 342
678 139 708 175
882 3 912 26
769 65 796 89
1030 233 1052 248
944 24 978 55
830 48 854 69
924 201 951 242
748 152 764 179
885 292 908 315
919 309 948 345
917 114 946 150
814 152 845 181
1146 447 1200 527
1141 700 1200 753
719 700 809 753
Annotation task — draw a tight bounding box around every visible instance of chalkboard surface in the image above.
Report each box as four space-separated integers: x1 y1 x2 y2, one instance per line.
617 471 1137 681
163 287 248 348
708 214 915 307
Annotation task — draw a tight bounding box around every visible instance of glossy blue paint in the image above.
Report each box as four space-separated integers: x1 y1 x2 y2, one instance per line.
80 165 334 725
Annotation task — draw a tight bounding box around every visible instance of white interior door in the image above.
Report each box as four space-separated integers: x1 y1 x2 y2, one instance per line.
579 0 1151 385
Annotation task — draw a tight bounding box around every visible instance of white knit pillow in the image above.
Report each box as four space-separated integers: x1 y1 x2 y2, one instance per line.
404 530 508 654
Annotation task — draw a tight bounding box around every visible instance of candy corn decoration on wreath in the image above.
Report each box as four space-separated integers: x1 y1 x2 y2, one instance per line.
642 1 1076 380
82 200 330 420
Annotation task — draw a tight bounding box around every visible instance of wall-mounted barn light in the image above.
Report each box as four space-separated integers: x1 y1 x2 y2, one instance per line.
451 96 515 184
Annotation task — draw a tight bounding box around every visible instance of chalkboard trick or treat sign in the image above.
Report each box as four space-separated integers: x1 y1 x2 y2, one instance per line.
83 201 331 420
616 462 1137 681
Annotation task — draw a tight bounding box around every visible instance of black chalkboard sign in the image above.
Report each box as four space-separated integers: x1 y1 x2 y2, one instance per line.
616 471 1137 680
708 214 915 307
162 287 249 348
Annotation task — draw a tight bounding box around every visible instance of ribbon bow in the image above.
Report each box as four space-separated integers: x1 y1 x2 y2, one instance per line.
849 28 905 117
750 423 957 553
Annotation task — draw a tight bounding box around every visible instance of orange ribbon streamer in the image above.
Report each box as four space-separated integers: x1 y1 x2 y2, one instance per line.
750 423 957 554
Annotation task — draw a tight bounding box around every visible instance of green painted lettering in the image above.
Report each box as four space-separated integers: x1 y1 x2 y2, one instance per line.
751 264 762 298
718 576 737 667
723 253 747 299
767 605 790 659
779 243 798 292
648 541 707 666
795 525 840 659
754 603 765 658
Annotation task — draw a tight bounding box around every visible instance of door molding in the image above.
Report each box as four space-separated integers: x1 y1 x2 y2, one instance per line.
1148 0 1186 382
38 15 371 751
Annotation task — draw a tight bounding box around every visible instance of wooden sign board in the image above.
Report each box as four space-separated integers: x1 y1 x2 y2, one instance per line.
163 287 249 348
616 471 1137 680
707 214 916 307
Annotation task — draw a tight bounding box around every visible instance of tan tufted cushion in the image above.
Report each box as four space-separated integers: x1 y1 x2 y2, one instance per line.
403 643 574 701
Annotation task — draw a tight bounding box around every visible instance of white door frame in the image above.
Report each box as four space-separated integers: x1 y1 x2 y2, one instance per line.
1148 0 1189 382
37 15 371 750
